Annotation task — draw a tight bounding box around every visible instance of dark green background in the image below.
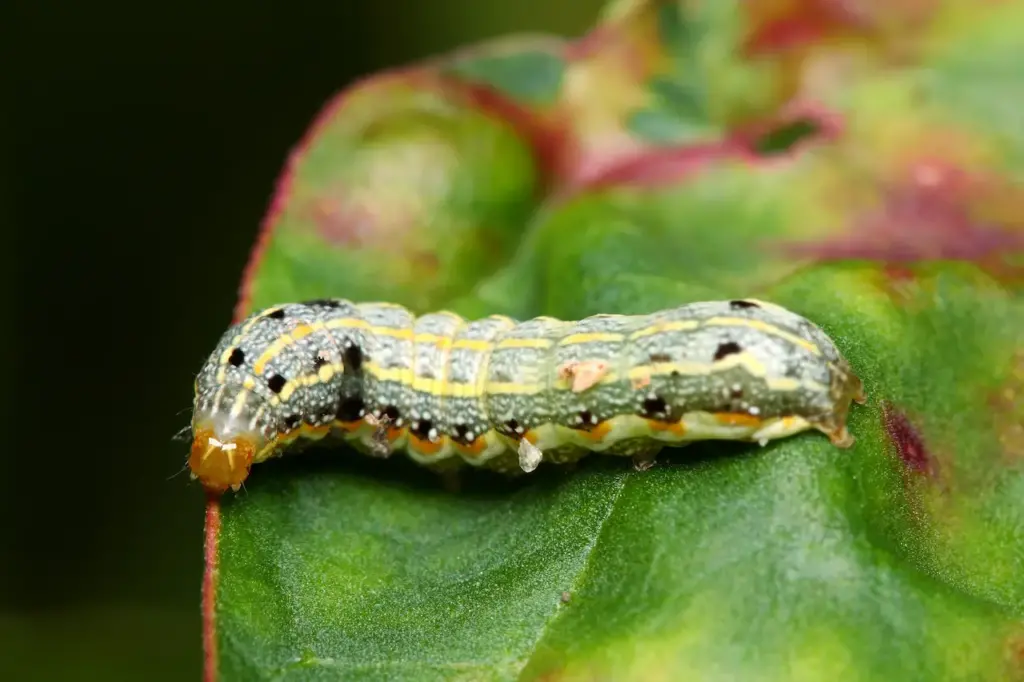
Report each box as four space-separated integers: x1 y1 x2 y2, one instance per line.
5 2 603 679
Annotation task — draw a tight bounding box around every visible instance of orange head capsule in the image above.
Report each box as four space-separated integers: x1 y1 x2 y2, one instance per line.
188 424 259 494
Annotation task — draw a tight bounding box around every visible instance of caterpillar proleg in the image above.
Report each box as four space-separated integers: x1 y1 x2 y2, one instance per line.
188 298 866 493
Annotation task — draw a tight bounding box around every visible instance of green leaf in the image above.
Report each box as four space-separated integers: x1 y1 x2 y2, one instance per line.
205 1 1024 680
647 76 705 119
922 1 1024 166
625 108 714 144
656 1 698 60
623 0 784 144
445 48 566 108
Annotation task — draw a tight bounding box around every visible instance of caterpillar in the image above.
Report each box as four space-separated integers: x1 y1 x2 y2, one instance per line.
188 298 866 493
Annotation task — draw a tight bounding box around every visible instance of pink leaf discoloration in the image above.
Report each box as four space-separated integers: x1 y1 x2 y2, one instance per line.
882 401 937 477
554 103 840 196
556 139 749 196
303 196 384 248
557 98 844 196
744 0 871 54
775 160 1024 279
554 0 727 193
437 74 568 189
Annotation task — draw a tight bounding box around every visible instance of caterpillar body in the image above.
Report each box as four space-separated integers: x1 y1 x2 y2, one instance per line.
188 298 866 493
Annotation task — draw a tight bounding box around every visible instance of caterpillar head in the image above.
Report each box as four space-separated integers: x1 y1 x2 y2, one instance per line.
188 399 266 494
189 426 257 494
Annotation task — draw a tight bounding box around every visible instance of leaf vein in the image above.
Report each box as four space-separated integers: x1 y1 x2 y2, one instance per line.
515 472 631 678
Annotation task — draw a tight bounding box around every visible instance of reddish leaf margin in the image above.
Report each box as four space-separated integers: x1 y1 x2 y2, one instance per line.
202 495 222 682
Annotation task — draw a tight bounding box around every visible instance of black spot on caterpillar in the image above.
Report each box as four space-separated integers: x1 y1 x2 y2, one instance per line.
713 341 742 361
187 298 866 493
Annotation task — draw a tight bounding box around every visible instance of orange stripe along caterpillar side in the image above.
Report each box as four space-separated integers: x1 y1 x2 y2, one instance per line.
187 298 866 493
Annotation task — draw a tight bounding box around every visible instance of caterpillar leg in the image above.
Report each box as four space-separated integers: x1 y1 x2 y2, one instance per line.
817 421 856 448
632 453 657 472
812 367 867 448
630 442 664 471
810 389 867 449
601 438 664 472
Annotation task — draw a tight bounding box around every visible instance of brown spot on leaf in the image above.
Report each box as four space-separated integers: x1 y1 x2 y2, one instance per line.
1003 625 1024 677
988 349 1024 465
882 264 916 282
876 264 920 305
881 401 936 476
560 140 747 196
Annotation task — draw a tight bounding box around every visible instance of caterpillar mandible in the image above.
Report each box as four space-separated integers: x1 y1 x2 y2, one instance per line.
188 298 866 493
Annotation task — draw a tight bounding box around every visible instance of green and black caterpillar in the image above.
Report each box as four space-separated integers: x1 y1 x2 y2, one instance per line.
188 298 866 493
